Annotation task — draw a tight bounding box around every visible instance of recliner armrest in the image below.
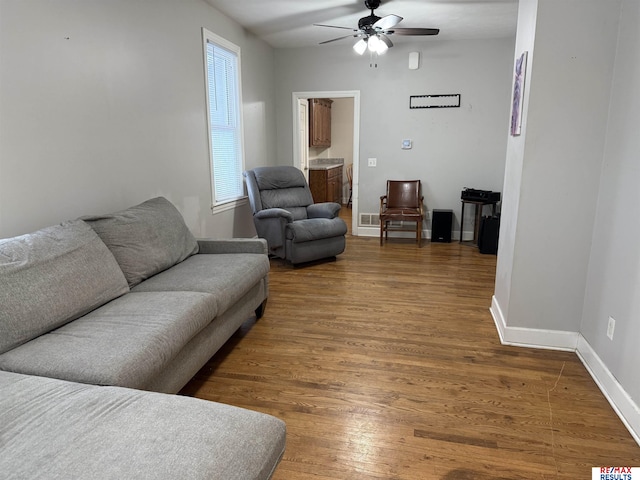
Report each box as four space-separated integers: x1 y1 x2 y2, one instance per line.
307 202 341 219
255 208 294 222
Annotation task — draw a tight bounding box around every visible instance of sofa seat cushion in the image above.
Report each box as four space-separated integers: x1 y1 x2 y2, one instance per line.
0 371 286 480
285 217 348 243
0 292 217 389
82 197 199 288
0 220 129 355
132 253 269 315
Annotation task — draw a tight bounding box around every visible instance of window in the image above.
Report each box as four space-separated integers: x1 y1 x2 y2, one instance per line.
203 29 245 211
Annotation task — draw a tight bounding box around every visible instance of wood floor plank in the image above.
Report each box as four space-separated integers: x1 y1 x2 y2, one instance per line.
181 210 640 479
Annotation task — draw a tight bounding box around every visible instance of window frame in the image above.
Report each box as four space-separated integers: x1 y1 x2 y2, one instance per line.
202 28 247 214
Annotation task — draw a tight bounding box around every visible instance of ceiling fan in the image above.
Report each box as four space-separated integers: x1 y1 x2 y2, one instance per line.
315 0 439 56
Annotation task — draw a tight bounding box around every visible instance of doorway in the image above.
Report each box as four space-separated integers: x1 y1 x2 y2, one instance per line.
297 99 310 182
292 91 360 236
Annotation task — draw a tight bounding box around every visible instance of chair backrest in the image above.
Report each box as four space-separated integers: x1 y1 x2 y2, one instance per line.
386 180 421 209
346 164 353 186
244 166 314 220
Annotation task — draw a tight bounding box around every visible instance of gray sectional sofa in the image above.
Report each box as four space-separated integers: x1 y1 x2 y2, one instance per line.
0 197 285 479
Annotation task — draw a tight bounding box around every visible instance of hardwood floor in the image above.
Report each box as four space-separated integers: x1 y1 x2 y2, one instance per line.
180 209 640 479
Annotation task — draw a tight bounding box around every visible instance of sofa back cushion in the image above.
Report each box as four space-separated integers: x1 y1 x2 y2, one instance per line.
82 197 199 288
0 220 130 354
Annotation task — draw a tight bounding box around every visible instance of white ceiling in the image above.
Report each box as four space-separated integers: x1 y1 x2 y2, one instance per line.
203 0 519 49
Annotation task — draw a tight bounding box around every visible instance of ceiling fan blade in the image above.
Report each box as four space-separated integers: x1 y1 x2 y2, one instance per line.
379 34 393 48
319 34 358 45
390 27 440 36
373 14 403 31
314 23 358 32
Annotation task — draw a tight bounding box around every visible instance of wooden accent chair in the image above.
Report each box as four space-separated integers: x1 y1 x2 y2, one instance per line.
379 180 424 246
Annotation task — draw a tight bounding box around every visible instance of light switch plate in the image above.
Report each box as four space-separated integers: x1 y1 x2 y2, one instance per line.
409 52 420 70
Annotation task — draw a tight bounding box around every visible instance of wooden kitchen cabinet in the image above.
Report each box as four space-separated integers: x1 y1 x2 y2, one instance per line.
309 165 343 204
308 98 333 147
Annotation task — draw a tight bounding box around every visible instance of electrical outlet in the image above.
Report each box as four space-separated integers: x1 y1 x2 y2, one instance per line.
367 157 377 167
607 316 615 340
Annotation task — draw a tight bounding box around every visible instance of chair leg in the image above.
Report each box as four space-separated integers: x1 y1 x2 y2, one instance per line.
417 220 422 247
380 220 384 245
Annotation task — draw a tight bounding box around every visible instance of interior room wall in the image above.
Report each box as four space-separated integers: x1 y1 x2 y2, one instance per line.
0 0 276 239
493 0 620 335
493 0 640 441
581 0 640 407
511 0 619 334
273 38 514 236
493 0 538 325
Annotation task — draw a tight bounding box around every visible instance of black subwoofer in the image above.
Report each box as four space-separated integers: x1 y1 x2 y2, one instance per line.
431 209 453 243
478 216 500 254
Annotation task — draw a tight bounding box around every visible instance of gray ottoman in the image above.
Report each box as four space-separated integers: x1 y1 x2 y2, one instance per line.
0 371 285 479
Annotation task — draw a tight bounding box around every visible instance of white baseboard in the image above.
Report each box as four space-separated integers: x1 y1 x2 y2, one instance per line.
490 295 640 446
489 296 578 351
576 336 640 446
355 226 474 241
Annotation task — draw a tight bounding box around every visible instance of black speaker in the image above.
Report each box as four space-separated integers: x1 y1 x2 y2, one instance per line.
478 216 500 254
431 209 453 243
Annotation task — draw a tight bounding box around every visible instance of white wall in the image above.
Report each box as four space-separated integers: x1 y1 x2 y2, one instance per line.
493 0 620 335
582 0 640 406
273 39 514 235
513 0 619 332
0 0 276 239
493 0 538 330
492 0 640 442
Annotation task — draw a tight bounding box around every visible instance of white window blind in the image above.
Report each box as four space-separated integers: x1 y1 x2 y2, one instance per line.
203 30 245 208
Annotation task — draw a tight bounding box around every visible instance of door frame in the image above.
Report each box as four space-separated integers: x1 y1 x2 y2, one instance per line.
292 90 361 236
297 98 310 181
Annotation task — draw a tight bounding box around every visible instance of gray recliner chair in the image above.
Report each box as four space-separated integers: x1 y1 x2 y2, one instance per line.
243 166 347 264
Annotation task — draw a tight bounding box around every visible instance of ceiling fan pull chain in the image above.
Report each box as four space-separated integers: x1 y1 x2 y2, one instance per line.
369 50 378 68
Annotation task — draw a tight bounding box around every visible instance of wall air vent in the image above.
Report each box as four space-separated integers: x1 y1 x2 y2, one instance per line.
359 213 380 226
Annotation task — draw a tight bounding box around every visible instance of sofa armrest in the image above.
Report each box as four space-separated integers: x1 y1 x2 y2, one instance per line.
255 208 294 222
196 238 268 255
307 202 341 219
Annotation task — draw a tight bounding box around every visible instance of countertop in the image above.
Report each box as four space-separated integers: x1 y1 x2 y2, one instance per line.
309 158 344 171
309 163 343 171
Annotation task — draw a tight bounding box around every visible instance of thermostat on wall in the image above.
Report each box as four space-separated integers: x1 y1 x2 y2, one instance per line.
402 139 412 150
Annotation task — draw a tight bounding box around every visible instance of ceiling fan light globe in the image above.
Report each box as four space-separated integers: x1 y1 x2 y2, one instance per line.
367 35 381 52
317 1 438 56
353 38 367 55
